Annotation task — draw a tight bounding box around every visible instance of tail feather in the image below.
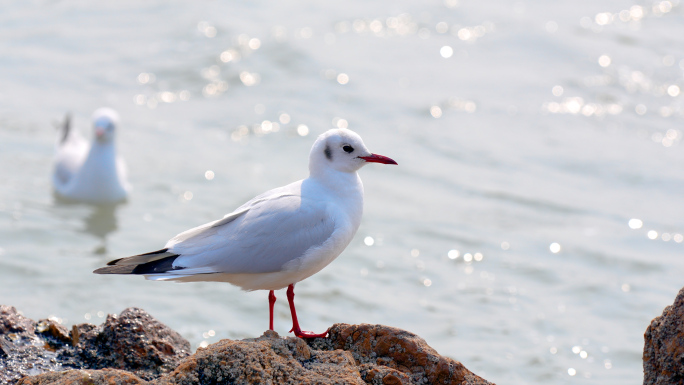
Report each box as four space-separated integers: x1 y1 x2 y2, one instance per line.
59 114 71 144
94 249 182 275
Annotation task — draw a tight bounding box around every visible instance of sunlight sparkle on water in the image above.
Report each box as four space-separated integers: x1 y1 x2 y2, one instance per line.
598 55 611 67
137 72 155 84
628 218 643 229
220 50 240 63
240 72 260 86
444 0 459 8
204 170 215 180
552 85 564 96
448 249 460 259
549 243 561 253
332 117 348 129
160 92 176 103
248 38 261 50
337 73 349 85
296 124 309 136
198 21 216 38
648 230 658 240
440 46 453 58
364 236 374 246
667 85 680 97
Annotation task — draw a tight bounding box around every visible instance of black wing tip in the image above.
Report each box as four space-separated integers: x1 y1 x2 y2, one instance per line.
95 252 181 276
104 249 169 266
93 265 135 275
106 257 123 266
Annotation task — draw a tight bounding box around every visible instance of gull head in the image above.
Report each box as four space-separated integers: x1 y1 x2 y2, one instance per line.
309 128 397 176
91 107 120 143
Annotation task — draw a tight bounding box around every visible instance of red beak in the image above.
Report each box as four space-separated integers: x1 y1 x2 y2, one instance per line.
359 153 398 165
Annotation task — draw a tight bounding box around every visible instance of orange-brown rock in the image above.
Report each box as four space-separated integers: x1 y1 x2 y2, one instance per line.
158 330 365 385
644 286 684 385
17 368 146 385
310 323 492 385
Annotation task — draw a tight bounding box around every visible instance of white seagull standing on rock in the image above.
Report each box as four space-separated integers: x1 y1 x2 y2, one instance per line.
94 128 397 338
52 108 130 204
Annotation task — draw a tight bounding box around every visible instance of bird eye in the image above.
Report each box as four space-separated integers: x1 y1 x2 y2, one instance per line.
343 145 354 153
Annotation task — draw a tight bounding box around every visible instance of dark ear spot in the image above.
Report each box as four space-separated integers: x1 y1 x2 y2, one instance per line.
324 145 332 160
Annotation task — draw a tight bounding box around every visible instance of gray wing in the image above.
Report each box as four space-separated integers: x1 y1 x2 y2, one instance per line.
167 192 337 274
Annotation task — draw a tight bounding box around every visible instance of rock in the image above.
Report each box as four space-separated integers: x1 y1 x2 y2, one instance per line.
0 306 191 384
4 306 493 385
309 323 492 385
36 319 72 349
644 287 684 385
0 306 35 336
0 306 65 384
66 307 191 380
158 330 365 385
16 368 146 385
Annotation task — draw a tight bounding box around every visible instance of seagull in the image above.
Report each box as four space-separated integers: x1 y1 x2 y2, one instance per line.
52 108 130 204
94 128 397 338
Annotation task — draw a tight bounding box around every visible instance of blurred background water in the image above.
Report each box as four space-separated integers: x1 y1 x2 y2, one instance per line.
1 0 684 383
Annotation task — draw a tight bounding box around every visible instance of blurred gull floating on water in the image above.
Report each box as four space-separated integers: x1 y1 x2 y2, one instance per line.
52 108 131 204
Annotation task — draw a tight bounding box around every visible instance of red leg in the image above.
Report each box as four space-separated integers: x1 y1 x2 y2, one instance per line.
287 283 328 338
268 290 276 331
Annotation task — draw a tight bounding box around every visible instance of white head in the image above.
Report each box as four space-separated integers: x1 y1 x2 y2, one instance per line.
91 107 120 143
308 128 397 177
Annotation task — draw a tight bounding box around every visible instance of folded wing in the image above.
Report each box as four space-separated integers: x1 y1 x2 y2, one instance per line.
96 183 337 278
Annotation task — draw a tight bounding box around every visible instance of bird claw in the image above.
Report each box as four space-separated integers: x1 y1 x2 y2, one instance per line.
290 327 329 339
